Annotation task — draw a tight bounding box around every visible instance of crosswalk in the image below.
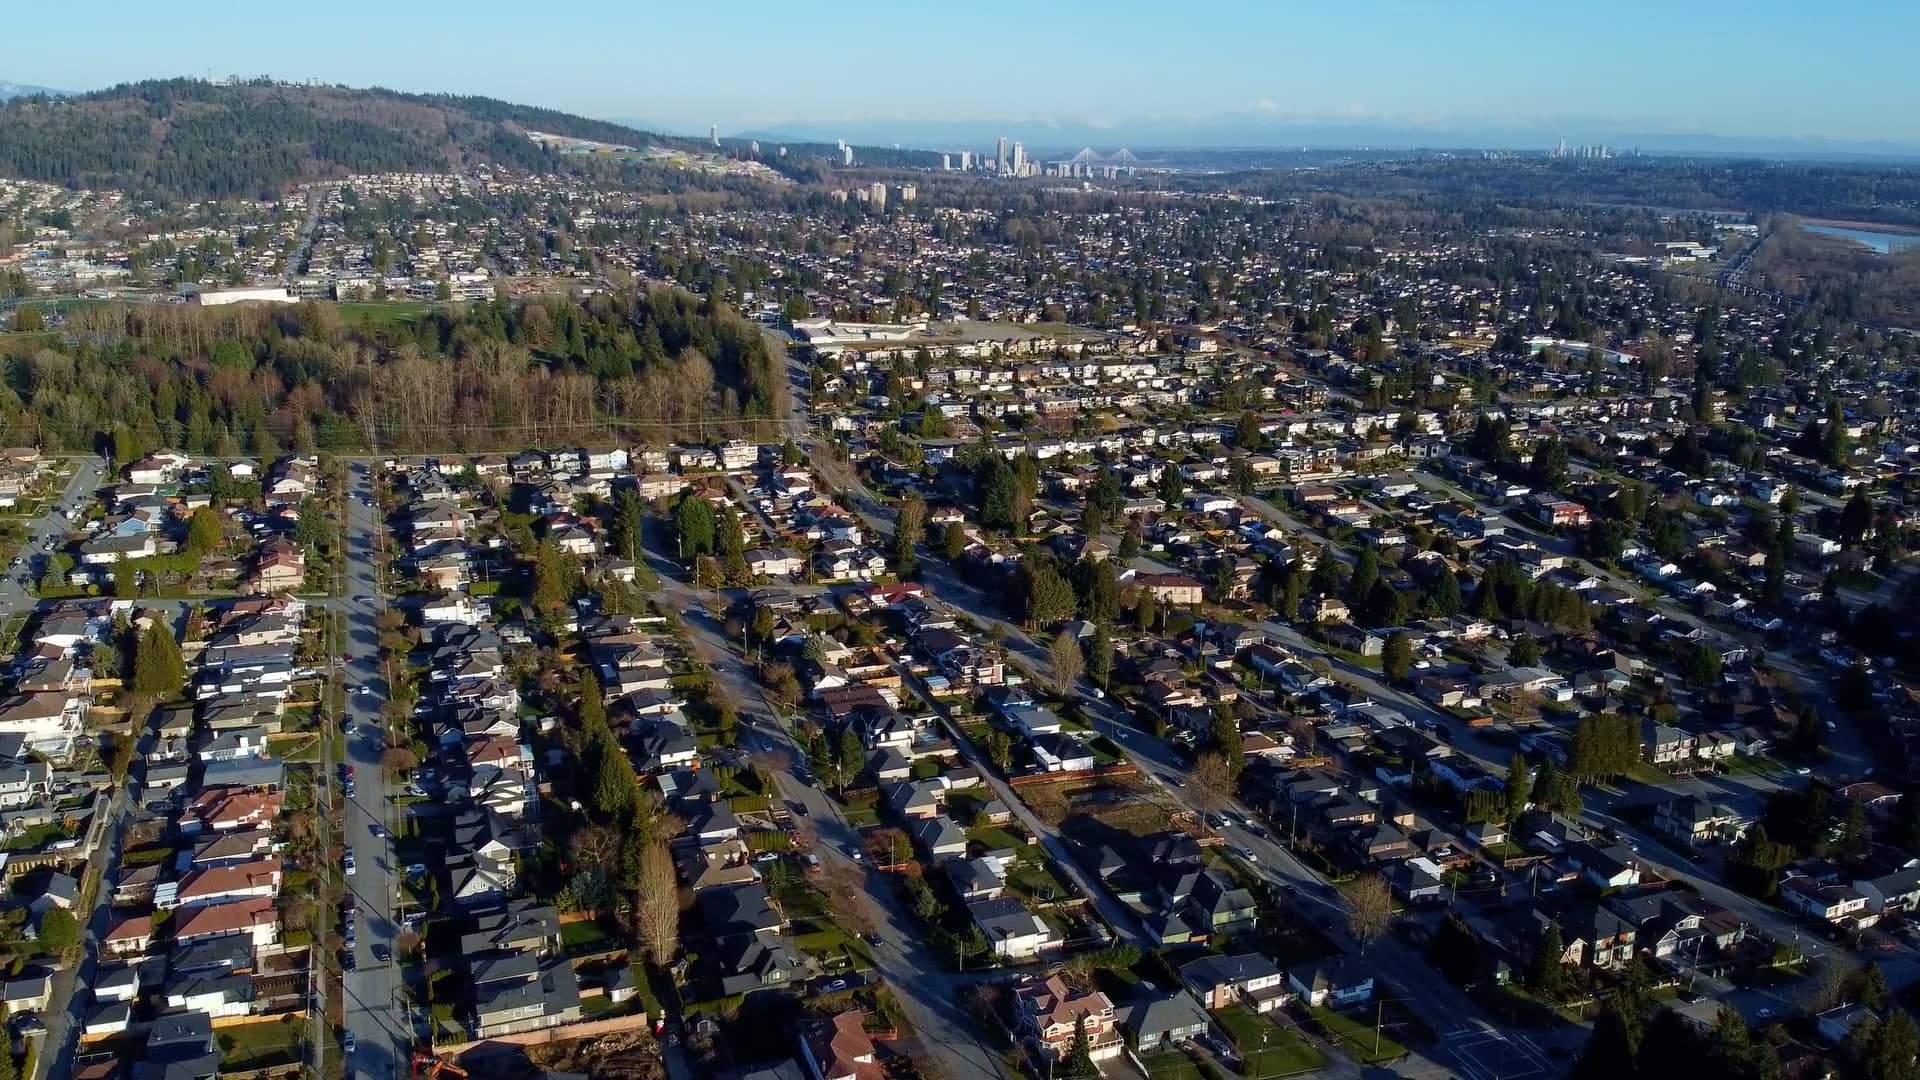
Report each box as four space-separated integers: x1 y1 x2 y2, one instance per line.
1442 1023 1556 1080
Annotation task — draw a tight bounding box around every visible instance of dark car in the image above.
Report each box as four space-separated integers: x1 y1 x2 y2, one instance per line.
10 1014 45 1035
372 943 390 962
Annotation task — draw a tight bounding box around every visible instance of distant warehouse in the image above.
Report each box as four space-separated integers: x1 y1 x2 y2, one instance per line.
184 286 297 307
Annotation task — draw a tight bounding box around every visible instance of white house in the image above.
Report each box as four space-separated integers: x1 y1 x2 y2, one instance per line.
968 898 1061 960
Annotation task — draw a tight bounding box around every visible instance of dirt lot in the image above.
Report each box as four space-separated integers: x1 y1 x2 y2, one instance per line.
487 1031 666 1080
1021 774 1165 832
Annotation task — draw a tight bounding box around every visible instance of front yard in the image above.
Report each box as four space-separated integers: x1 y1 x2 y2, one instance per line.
1215 1005 1328 1077
1308 1004 1406 1066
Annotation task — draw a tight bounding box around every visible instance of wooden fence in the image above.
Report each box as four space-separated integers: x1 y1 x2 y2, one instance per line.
429 1009 654 1056
1005 762 1139 787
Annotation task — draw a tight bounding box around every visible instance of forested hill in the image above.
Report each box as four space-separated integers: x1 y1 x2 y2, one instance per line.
0 78 691 199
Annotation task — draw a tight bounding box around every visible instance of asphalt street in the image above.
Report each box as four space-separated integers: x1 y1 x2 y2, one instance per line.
23 456 115 1080
0 457 105 618
339 461 409 1079
656 573 1014 1080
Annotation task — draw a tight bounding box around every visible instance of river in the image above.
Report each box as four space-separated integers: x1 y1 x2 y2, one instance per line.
1801 222 1920 255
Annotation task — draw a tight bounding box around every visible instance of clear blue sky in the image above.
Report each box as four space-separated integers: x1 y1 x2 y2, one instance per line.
10 0 1918 145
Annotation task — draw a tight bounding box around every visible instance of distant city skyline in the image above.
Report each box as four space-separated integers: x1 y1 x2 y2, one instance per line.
10 0 1920 152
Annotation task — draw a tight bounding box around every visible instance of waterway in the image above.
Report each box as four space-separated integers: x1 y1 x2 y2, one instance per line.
1801 222 1920 255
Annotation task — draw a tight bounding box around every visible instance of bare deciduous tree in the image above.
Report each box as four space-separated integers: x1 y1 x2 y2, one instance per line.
1048 630 1084 694
1342 873 1395 952
569 824 620 873
1188 750 1237 811
817 860 874 937
636 841 679 966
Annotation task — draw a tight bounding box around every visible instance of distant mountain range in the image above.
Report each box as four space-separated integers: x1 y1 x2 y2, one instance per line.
705 115 1920 162
0 81 67 102
0 78 697 198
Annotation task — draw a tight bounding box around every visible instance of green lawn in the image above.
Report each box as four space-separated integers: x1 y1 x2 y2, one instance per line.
561 919 614 953
3 822 75 851
1003 858 1074 904
1626 760 1676 785
792 919 876 971
1311 1005 1404 1065
966 825 1027 853
1214 1006 1328 1077
772 877 829 921
1136 1049 1204 1080
945 789 986 821
1244 1040 1328 1078
216 1019 306 1069
277 733 322 762
1721 753 1785 777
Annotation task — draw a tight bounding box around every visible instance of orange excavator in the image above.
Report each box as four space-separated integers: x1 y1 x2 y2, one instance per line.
411 1050 469 1080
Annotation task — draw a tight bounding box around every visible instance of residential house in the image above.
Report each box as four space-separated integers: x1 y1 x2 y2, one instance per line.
1856 868 1920 917
1566 840 1642 889
1287 958 1375 1008
800 1011 884 1080
967 897 1060 960
1653 796 1749 848
1013 975 1124 1062
1179 952 1291 1013
1781 875 1874 927
1128 991 1212 1053
1562 905 1637 969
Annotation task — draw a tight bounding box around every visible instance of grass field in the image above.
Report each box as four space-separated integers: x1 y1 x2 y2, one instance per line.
792 918 876 971
1627 760 1677 785
1215 1006 1328 1077
965 824 1027 852
216 1018 306 1070
1720 753 1786 777
1310 1005 1405 1065
561 918 614 953
1136 1049 1204 1080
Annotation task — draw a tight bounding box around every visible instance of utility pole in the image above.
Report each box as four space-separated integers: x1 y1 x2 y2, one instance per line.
1373 999 1383 1059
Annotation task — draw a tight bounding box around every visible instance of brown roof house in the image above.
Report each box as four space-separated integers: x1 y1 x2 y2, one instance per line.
800 1010 885 1080
1014 974 1124 1063
247 539 306 595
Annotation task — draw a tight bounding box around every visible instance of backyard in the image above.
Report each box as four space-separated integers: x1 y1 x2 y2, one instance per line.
216 1018 307 1070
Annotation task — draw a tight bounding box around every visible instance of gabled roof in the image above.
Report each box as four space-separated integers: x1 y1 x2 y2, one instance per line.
1180 951 1282 989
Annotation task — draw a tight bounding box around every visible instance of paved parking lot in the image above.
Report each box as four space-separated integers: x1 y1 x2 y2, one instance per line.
1444 1023 1556 1080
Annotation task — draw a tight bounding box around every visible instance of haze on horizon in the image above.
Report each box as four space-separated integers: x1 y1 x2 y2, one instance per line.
10 0 1919 152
